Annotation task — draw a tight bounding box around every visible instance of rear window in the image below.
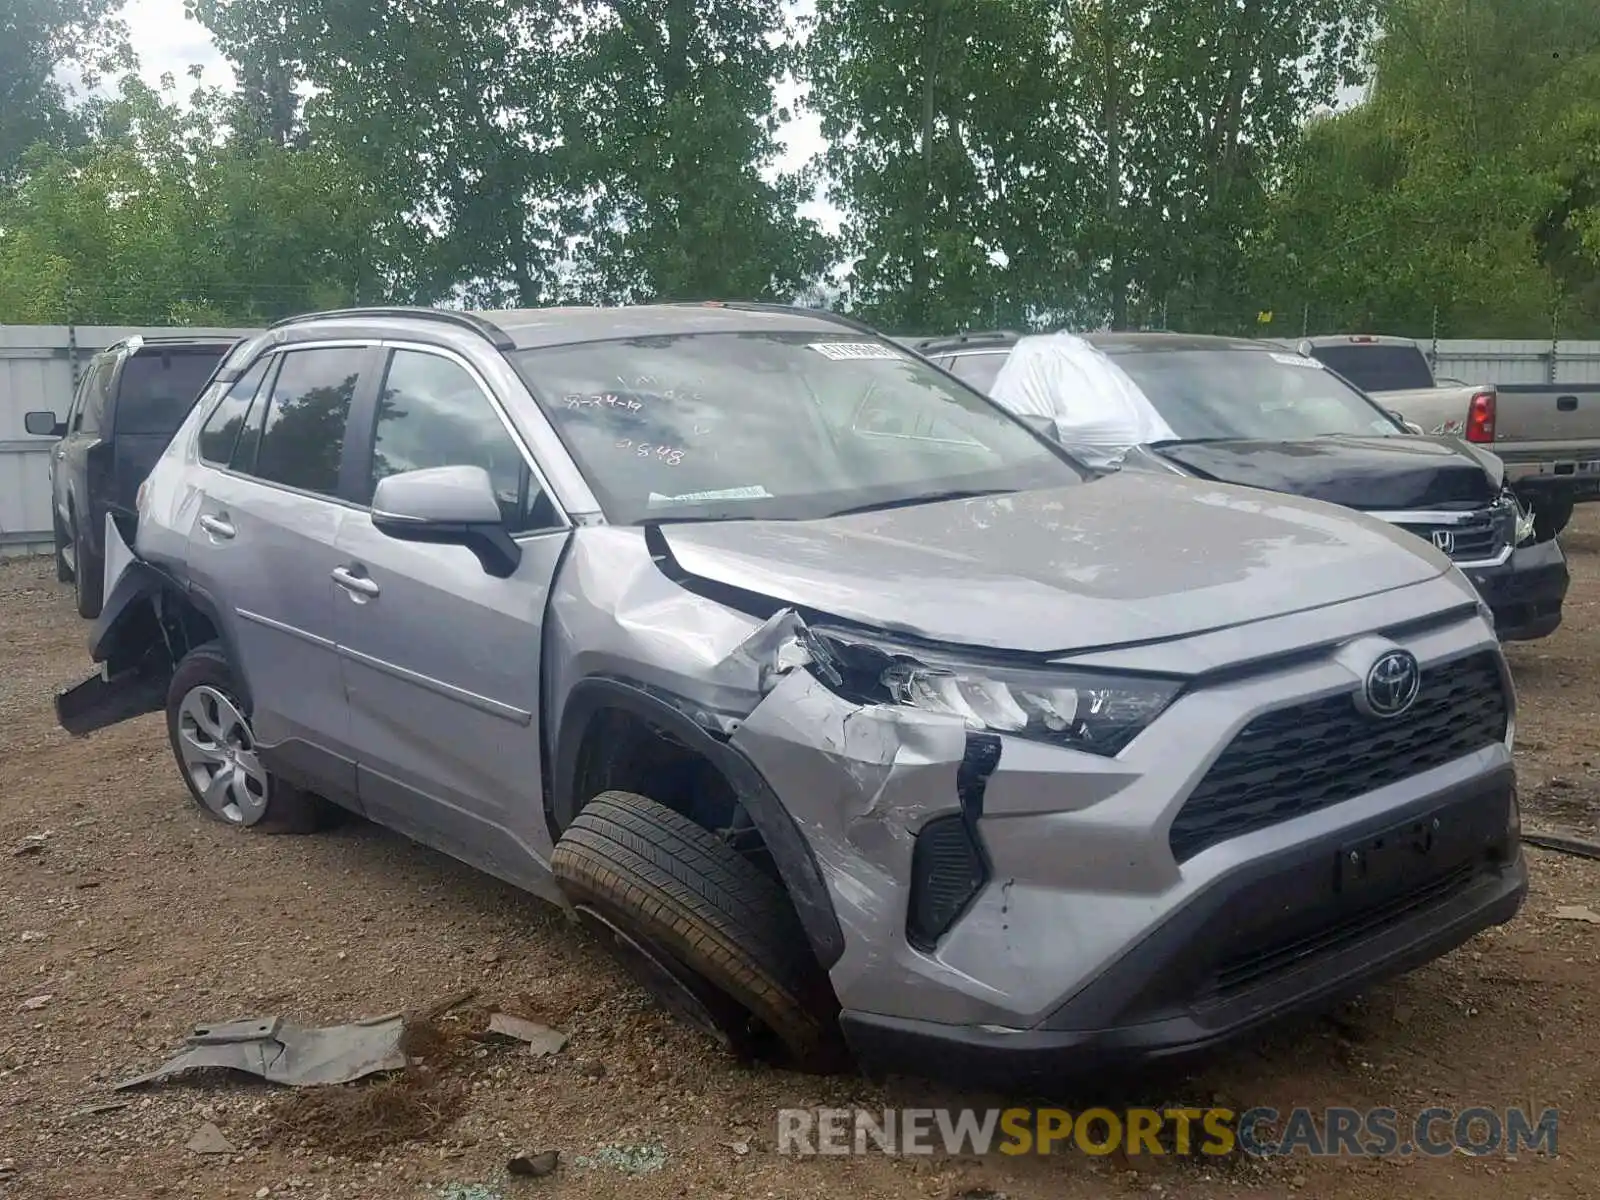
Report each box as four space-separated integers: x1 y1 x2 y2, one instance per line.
1305 344 1435 393
114 348 229 435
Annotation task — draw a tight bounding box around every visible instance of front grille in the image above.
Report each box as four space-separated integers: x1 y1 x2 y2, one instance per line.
1397 513 1504 562
1169 652 1508 862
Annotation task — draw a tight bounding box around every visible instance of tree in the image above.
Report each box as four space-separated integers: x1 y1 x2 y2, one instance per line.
1252 0 1600 337
1 0 131 181
0 77 380 324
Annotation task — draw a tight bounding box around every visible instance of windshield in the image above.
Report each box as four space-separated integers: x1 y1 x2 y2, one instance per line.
1107 349 1403 442
1303 344 1435 392
115 348 228 435
510 332 1080 524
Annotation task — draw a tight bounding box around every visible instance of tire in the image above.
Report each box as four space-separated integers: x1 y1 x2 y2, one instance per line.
52 513 72 583
165 643 327 834
72 518 103 620
552 790 847 1071
1532 493 1574 543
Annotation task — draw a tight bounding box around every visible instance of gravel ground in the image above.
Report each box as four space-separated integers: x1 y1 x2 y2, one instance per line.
2 512 1598 1200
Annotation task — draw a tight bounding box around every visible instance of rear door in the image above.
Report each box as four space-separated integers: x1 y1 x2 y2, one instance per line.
59 354 116 543
106 345 230 523
182 342 382 804
330 342 569 891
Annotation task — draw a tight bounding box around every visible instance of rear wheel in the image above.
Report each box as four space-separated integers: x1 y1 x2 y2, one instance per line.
165 643 328 834
72 518 102 619
551 790 846 1071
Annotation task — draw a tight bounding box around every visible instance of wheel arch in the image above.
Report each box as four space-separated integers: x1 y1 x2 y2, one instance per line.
549 677 846 971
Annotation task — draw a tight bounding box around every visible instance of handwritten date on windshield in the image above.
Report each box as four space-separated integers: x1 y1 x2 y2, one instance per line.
614 439 686 466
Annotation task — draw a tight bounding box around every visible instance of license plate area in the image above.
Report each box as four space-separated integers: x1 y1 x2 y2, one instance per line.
1336 814 1441 901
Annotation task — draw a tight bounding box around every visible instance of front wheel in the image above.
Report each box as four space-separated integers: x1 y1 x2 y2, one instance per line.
52 513 72 583
1531 492 1574 543
165 644 328 834
551 790 847 1071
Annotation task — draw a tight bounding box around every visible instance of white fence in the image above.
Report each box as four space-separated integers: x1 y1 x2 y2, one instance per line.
1431 339 1600 386
0 324 255 557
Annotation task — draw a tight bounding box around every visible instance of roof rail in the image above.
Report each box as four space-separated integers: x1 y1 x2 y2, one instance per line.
675 300 892 341
267 306 516 351
913 330 1022 353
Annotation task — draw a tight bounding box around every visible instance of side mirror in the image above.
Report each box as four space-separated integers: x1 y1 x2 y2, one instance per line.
370 465 521 578
25 411 66 437
1386 409 1424 435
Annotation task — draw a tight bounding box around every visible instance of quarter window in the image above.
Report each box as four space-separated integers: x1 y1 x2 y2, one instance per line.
249 348 366 496
366 349 555 533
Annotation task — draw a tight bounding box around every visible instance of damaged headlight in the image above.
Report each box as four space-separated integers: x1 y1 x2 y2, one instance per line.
1494 486 1536 547
810 634 1183 757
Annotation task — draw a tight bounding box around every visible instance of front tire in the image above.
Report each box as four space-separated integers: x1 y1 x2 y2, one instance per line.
165 643 325 834
1532 492 1574 543
551 790 846 1071
52 513 72 583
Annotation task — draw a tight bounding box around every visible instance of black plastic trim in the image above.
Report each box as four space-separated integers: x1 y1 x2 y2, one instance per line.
551 675 846 969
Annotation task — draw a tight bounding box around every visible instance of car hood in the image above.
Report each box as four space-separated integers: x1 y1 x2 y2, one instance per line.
1150 435 1502 509
655 473 1449 654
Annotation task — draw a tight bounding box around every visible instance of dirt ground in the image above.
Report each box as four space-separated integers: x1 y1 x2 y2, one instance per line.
2 515 1597 1200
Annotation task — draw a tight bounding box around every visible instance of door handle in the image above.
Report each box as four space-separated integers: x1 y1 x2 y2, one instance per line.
199 514 235 539
1557 395 1578 411
331 566 380 598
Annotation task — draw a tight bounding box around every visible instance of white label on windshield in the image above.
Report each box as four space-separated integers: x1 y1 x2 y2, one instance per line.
1269 351 1323 368
647 485 773 507
808 341 902 361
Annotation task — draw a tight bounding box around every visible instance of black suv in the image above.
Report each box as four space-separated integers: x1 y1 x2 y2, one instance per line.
26 335 240 617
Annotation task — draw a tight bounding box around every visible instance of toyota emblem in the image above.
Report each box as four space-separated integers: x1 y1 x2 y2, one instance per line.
1430 529 1456 555
1361 650 1421 719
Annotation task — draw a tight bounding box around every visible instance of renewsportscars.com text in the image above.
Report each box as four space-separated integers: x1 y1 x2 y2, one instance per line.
776 1106 1559 1158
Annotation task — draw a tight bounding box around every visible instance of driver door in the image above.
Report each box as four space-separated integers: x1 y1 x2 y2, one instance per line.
331 344 570 894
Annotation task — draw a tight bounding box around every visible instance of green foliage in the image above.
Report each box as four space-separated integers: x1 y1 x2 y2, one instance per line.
0 77 375 324
1255 0 1600 337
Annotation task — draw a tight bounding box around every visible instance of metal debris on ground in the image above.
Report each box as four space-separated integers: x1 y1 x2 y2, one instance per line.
114 1013 407 1090
506 1150 559 1178
482 1013 568 1057
1553 904 1600 924
185 1122 236 1155
574 1141 668 1175
20 995 51 1011
433 1185 504 1200
14 833 49 856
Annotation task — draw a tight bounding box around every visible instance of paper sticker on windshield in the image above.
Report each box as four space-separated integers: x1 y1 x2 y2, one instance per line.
1269 352 1323 368
647 485 772 507
808 342 903 361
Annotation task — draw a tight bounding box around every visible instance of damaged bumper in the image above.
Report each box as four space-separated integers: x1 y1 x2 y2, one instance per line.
1461 535 1569 642
727 588 1523 1086
55 514 172 737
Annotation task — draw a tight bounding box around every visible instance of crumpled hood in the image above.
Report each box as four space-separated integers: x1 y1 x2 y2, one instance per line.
656 473 1450 654
1151 435 1502 510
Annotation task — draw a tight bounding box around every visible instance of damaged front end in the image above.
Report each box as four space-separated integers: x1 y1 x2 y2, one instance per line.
55 515 180 737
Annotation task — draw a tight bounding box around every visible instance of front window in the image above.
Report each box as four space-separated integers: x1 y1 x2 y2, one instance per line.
1110 350 1404 442
510 332 1079 524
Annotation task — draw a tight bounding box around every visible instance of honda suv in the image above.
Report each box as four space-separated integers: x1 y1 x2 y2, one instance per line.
55 304 1524 1089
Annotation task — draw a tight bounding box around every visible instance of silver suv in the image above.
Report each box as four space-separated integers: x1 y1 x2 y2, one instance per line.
56 304 1525 1089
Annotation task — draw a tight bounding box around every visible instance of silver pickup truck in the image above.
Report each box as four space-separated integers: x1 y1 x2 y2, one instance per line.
1294 335 1600 539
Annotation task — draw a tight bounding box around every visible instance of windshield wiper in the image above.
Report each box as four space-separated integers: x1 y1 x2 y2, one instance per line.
824 488 1017 518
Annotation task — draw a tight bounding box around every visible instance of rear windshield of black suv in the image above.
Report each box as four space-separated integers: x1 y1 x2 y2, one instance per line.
115 347 230 436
